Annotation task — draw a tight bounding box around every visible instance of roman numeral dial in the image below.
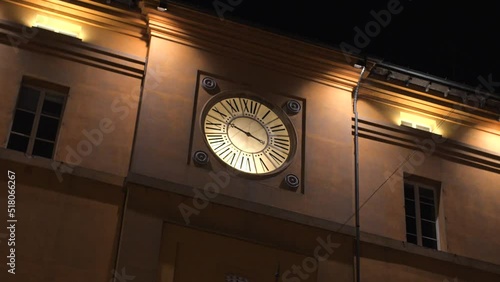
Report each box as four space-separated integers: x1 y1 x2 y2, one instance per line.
202 94 296 175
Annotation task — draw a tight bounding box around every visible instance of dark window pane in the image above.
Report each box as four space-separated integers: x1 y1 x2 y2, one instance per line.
42 94 64 117
36 116 59 141
404 183 414 200
421 220 437 239
32 139 54 158
17 86 40 112
420 203 436 221
7 134 29 153
419 187 434 198
422 237 438 249
419 188 435 204
405 216 416 235
405 199 416 217
406 233 417 244
11 110 35 135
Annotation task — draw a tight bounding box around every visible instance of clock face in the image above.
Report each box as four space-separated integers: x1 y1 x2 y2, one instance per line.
201 92 296 175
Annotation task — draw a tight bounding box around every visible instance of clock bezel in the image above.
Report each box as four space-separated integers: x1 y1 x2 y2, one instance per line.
200 90 298 177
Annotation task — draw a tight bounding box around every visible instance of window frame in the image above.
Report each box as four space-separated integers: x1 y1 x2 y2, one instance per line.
6 77 68 159
404 178 441 250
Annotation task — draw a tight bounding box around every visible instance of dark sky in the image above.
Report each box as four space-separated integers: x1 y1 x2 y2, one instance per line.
171 0 500 90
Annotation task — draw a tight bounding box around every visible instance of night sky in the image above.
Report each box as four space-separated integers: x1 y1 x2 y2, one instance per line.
171 0 500 91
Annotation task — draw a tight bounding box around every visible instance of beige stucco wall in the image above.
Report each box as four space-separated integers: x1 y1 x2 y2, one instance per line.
131 35 355 225
119 184 354 282
0 43 141 178
130 31 500 268
1 2 498 280
357 96 499 153
0 0 148 58
0 160 122 282
357 98 500 265
362 243 500 281
443 162 500 265
159 223 319 282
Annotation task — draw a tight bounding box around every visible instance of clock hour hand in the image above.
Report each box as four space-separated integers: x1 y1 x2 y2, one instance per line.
248 133 265 145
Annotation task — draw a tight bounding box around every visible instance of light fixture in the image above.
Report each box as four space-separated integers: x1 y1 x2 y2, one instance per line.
33 15 82 39
157 0 168 12
400 112 437 133
354 62 364 69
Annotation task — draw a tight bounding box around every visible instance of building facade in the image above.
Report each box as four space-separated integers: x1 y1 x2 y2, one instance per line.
0 0 499 281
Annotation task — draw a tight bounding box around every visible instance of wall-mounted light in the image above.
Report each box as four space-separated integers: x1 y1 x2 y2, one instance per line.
400 112 438 133
33 15 82 39
157 0 168 12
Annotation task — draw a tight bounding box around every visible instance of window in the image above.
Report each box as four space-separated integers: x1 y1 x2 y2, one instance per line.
404 178 440 249
7 77 68 159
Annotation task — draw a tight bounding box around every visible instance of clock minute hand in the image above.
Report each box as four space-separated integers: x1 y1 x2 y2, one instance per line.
230 123 265 145
230 123 251 136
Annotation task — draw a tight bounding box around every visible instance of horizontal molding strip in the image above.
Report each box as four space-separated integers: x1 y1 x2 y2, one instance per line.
4 0 148 39
126 171 500 276
352 118 500 174
358 87 500 138
0 20 146 79
0 148 126 186
144 4 362 92
364 76 500 123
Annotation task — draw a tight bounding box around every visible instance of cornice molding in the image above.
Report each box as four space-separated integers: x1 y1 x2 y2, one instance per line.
360 79 500 132
353 118 500 174
3 0 148 39
142 3 363 92
0 148 126 186
367 65 500 122
0 20 146 78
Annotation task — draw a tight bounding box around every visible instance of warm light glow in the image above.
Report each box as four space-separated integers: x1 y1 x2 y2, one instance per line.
33 15 82 39
400 112 441 134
